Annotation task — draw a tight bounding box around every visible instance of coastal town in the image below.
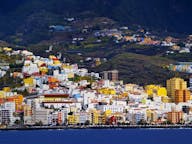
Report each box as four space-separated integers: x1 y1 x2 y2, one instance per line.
0 47 192 129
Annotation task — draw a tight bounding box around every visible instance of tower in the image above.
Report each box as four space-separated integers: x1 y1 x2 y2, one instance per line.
167 77 187 101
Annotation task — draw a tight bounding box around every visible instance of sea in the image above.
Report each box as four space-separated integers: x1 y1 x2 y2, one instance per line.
0 128 191 144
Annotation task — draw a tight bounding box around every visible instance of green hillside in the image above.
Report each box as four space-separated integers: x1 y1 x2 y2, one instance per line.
94 53 188 85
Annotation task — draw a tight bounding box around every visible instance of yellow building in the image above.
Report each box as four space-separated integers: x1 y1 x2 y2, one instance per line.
161 96 172 103
167 78 187 101
145 85 167 97
124 84 137 92
146 110 158 123
102 110 112 124
95 58 101 66
98 88 116 95
3 47 12 52
62 64 73 69
24 77 35 87
53 60 61 65
67 114 79 125
67 73 74 79
42 94 69 103
171 45 181 51
3 87 11 92
39 67 48 74
0 91 5 98
90 110 100 125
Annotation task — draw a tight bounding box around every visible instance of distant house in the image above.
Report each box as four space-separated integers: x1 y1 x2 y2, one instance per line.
49 25 72 32
179 48 190 53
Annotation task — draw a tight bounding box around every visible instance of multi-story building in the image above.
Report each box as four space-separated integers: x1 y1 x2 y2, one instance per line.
190 77 192 91
0 110 10 125
90 110 100 125
2 102 16 125
101 70 119 81
127 109 147 124
167 111 183 124
79 112 90 124
146 110 158 123
167 78 187 101
175 90 190 103
31 100 50 125
32 109 50 125
97 105 124 113
23 104 33 125
67 114 79 125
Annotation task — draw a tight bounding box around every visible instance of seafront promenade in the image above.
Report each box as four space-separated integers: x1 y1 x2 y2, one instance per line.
1 124 192 130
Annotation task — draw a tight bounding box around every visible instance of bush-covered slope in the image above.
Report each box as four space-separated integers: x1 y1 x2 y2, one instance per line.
94 53 188 85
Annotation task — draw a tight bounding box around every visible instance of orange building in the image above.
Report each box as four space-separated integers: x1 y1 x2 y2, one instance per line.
57 112 62 125
6 95 23 111
14 95 23 111
175 90 190 104
48 77 59 89
184 90 191 102
167 111 183 124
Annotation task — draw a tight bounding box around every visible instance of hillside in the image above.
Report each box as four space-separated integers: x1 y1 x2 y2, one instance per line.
94 53 188 85
0 0 192 44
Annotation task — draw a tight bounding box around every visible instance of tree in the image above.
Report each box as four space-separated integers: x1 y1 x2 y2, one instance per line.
138 119 147 125
35 121 43 126
84 120 90 126
14 119 21 125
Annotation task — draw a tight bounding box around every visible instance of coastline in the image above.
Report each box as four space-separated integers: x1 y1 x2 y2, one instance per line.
1 125 192 131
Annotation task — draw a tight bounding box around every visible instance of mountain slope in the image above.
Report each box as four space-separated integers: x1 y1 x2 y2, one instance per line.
0 0 192 37
94 53 188 85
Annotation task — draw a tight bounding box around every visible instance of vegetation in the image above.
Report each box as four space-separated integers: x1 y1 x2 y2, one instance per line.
94 53 188 86
165 53 192 62
0 0 192 44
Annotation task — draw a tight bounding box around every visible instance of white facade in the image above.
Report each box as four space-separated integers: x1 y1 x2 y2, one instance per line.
97 105 124 113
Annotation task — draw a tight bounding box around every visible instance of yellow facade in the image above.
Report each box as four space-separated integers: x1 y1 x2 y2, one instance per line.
67 115 79 125
102 110 112 124
90 110 100 125
49 55 57 59
146 110 158 123
161 96 171 103
14 95 24 111
125 84 137 92
24 77 34 87
145 85 167 97
3 47 12 52
0 91 5 98
53 60 61 65
39 67 48 74
167 78 187 101
3 87 11 92
68 73 74 79
98 88 116 95
62 64 72 69
95 59 101 66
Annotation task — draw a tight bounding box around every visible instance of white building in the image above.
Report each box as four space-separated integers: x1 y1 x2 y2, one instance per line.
97 105 124 113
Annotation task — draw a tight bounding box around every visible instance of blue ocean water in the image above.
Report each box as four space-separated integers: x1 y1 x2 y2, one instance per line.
0 128 191 144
